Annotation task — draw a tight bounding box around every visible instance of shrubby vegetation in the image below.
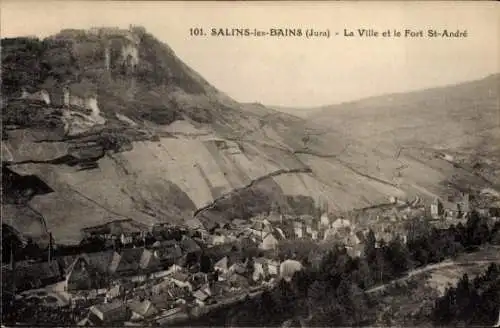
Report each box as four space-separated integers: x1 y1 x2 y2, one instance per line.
432 263 500 327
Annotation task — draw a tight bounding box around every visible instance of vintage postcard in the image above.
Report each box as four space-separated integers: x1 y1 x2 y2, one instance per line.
1 1 499 327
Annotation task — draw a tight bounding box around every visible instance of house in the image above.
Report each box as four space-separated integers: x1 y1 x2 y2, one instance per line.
11 260 62 291
213 232 230 245
185 217 204 230
253 258 268 282
431 198 444 218
214 256 229 276
166 263 184 274
293 221 305 239
106 285 125 300
193 289 210 306
89 300 129 323
168 271 192 291
190 272 209 290
253 257 280 280
150 269 171 280
300 215 318 232
77 316 94 326
228 261 248 276
151 280 188 301
259 231 282 250
439 193 472 219
320 212 331 228
267 259 280 276
199 214 231 233
459 192 471 213
153 240 183 265
185 218 208 238
155 307 185 325
139 249 160 271
108 248 144 276
192 284 212 306
128 299 158 320
120 233 134 245
83 250 115 274
180 235 202 260
331 218 352 231
227 273 249 289
252 257 279 282
443 200 462 218
248 220 273 238
151 280 173 297
308 228 319 241
280 260 303 282
64 256 93 291
267 211 284 224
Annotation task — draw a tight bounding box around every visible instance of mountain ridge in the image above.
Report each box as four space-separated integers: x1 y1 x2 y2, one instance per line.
269 73 500 118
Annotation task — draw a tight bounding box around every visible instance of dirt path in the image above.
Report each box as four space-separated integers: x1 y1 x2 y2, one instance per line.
366 259 500 294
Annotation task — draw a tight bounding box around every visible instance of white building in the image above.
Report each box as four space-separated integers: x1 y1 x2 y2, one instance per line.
320 212 331 228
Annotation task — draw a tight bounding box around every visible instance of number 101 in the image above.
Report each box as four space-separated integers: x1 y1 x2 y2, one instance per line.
190 28 204 36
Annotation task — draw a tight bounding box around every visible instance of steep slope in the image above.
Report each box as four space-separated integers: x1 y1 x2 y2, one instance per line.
1 27 496 246
308 75 499 154
308 75 500 186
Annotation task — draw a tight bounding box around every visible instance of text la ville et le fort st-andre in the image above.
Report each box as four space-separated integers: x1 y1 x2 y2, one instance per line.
343 28 467 38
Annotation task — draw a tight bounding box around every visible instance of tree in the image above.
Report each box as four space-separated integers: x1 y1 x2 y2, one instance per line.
386 235 412 275
466 210 490 246
365 229 377 261
432 265 500 327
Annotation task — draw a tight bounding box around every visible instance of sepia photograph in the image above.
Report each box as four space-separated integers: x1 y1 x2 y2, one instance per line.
1 1 499 327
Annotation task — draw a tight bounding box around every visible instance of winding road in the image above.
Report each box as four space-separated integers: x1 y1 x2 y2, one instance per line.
366 258 500 294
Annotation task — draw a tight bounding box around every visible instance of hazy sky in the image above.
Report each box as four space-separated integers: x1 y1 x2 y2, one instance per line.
1 1 498 108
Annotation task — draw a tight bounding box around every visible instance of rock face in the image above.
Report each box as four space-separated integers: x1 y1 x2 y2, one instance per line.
1 27 497 246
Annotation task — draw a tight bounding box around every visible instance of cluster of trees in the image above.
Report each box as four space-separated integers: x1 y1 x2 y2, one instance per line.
1 37 49 96
408 212 500 267
363 211 499 287
432 263 500 327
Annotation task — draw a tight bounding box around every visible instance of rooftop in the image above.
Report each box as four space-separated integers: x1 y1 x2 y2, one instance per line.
91 300 126 314
128 299 158 317
170 271 189 282
109 248 144 274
